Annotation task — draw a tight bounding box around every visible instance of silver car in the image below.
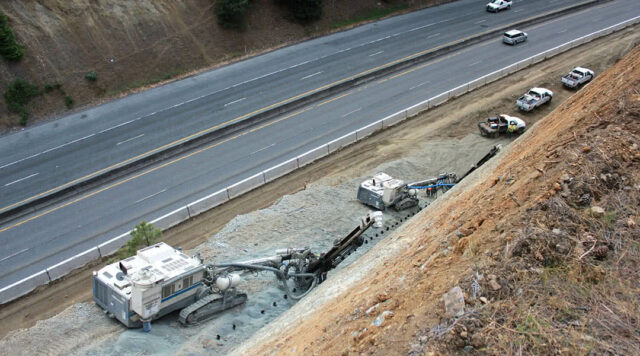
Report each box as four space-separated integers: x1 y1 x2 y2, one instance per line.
503 30 528 45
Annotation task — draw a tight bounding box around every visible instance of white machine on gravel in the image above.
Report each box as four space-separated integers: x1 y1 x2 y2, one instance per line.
516 87 553 111
561 67 595 88
357 172 457 211
357 146 502 210
93 213 383 331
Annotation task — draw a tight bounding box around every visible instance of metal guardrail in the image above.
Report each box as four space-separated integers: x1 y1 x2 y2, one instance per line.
1 14 638 305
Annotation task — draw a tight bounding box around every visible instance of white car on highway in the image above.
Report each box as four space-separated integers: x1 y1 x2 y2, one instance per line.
503 30 528 45
487 0 512 12
516 87 553 111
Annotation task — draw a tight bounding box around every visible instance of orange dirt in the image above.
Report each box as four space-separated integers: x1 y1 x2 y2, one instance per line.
239 45 640 355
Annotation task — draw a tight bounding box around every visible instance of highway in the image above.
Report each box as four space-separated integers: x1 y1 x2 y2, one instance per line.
0 0 592 214
1 0 639 289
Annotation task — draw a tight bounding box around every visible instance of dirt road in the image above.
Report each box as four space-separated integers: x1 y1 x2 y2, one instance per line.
1 24 638 355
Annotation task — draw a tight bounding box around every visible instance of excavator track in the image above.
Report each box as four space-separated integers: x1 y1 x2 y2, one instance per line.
179 291 248 325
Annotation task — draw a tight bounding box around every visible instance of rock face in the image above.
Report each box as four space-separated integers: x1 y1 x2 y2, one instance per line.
443 286 465 318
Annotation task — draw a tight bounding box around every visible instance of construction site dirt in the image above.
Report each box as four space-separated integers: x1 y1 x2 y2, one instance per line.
0 26 638 355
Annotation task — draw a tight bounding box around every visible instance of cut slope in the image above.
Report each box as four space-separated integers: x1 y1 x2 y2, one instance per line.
237 45 640 355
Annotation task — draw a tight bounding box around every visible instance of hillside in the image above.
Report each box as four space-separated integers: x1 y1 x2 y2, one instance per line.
237 44 640 355
0 0 448 130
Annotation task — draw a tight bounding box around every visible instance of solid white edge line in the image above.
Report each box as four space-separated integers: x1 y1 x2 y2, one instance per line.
4 173 39 187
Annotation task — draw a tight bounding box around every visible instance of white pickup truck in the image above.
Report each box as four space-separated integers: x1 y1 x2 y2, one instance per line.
516 87 553 112
561 67 595 88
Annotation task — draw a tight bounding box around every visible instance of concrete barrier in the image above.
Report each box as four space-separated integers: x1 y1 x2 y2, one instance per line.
328 132 357 153
187 189 230 217
151 206 191 231
263 158 299 183
98 232 131 257
0 270 50 304
545 45 562 59
611 23 625 32
382 110 407 128
429 92 449 108
558 41 574 53
297 145 330 168
516 58 533 71
531 53 545 64
484 69 503 85
355 121 383 140
502 62 518 76
571 37 584 48
406 100 429 117
584 33 598 43
577 35 591 47
538 49 550 60
467 76 486 92
226 173 266 199
449 84 468 98
47 247 101 282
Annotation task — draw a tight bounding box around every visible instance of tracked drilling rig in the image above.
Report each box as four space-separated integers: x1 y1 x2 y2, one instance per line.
357 145 501 210
93 212 382 331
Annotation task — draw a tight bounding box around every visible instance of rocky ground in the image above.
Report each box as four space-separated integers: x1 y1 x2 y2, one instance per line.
0 25 638 355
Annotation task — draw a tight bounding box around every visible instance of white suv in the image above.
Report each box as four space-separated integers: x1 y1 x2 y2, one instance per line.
487 0 512 12
503 30 527 45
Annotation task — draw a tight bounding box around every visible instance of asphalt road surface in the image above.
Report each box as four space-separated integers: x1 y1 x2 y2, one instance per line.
0 0 592 213
1 0 638 289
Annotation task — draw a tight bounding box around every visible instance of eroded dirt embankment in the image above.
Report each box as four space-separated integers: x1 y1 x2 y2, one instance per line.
237 44 640 355
0 0 448 130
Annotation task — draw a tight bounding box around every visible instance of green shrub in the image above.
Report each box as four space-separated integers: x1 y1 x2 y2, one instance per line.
44 82 62 93
19 112 27 126
216 0 250 29
126 221 162 255
0 11 24 61
4 79 40 123
280 0 323 23
85 70 97 81
64 95 74 108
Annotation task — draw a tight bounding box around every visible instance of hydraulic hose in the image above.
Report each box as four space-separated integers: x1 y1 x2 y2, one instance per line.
408 183 456 189
214 263 319 300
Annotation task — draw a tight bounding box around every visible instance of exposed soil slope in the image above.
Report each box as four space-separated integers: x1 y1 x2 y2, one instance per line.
238 44 640 355
0 0 448 130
